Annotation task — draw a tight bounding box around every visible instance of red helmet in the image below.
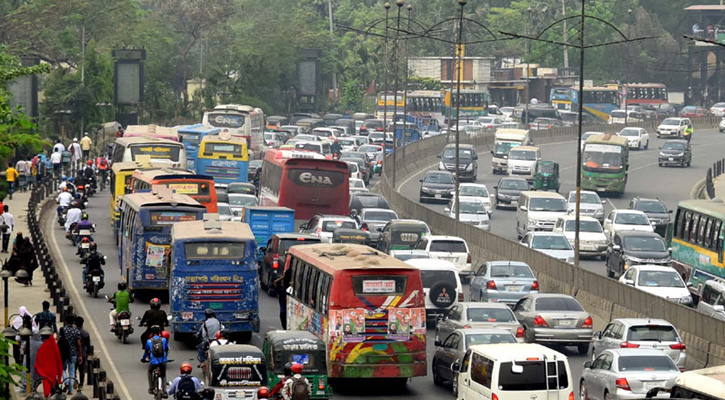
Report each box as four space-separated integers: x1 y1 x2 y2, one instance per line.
291 363 303 374
257 387 270 399
161 330 170 341
180 362 192 374
87 160 93 165
150 298 161 310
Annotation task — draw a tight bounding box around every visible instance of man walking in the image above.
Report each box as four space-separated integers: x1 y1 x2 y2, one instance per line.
80 132 93 159
58 315 83 395
5 162 18 200
1 205 14 253
50 149 62 178
52 139 65 154
34 300 57 333
75 316 91 388
69 138 82 172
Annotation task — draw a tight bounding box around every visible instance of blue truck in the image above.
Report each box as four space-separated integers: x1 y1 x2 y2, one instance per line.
241 206 296 262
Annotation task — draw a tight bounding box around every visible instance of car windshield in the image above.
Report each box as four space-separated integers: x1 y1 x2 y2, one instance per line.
531 235 572 250
419 270 457 288
500 179 528 190
623 236 666 252
614 213 649 225
460 185 489 197
217 204 231 215
264 132 277 140
535 297 584 311
228 195 257 206
322 220 357 232
430 240 467 253
662 142 685 151
637 270 685 288
490 264 534 278
358 145 380 153
634 201 668 213
529 198 567 212
618 355 678 372
564 220 602 233
570 192 601 204
424 173 454 184
350 179 365 188
662 118 680 126
494 141 518 155
339 139 356 146
466 333 517 346
619 129 640 137
353 195 388 208
509 150 537 161
466 307 516 322
443 148 474 159
458 200 487 214
627 325 679 342
363 210 397 222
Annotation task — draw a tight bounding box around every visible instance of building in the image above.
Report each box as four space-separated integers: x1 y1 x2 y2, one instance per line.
408 56 494 92
488 64 578 107
685 4 725 106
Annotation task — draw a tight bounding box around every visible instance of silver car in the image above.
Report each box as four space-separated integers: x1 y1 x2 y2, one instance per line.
567 190 606 222
591 318 687 370
513 293 593 354
431 328 517 394
580 348 681 400
469 261 539 305
444 196 490 231
435 302 524 343
216 202 233 222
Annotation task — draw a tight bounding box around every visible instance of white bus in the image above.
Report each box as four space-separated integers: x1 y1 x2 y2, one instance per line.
202 104 264 159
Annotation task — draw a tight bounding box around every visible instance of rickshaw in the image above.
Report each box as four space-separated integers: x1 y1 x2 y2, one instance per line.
533 160 560 192
332 228 370 245
205 344 267 399
262 331 331 399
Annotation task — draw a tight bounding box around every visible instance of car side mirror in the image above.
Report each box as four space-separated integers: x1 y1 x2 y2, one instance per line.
521 242 530 247
519 205 528 211
593 331 601 339
668 210 673 213
623 279 634 286
612 245 621 251
434 340 442 347
444 207 451 213
601 200 607 204
686 281 693 287
493 186 498 190
490 150 495 155
299 224 308 230
451 361 461 372
604 219 611 223
668 247 673 253
584 361 592 369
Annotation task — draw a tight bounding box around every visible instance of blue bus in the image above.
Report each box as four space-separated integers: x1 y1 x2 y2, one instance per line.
392 122 422 146
550 86 621 122
196 133 249 185
117 190 207 291
169 219 259 341
177 124 220 171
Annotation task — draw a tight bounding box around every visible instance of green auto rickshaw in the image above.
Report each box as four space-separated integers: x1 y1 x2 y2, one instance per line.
263 330 331 399
533 161 560 191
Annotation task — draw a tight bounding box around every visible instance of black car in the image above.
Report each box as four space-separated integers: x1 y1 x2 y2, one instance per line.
493 177 529 209
438 144 478 181
658 139 691 168
655 103 680 118
629 197 672 236
605 231 671 279
349 193 390 214
259 234 321 294
247 160 263 182
341 157 370 186
419 171 455 203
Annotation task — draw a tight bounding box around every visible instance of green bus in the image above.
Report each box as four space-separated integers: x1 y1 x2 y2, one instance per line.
581 134 629 194
669 199 725 296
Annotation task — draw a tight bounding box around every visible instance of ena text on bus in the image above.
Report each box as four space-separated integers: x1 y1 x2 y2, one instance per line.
202 104 264 159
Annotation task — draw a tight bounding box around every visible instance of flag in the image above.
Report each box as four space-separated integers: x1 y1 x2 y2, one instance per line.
34 337 63 396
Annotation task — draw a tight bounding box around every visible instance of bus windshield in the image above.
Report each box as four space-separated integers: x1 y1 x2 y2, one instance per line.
150 211 199 225
583 144 624 172
206 113 246 129
203 142 244 155
184 242 245 259
130 145 182 161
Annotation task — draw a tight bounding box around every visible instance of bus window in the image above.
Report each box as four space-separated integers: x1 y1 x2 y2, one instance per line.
704 219 714 249
683 211 693 242
690 214 700 243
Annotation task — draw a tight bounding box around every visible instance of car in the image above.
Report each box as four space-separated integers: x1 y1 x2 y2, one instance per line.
351 135 369 145
438 144 478 181
530 117 563 130
656 117 691 138
217 202 233 222
337 137 359 152
419 171 455 203
709 102 725 117
566 190 606 222
516 191 569 238
227 194 258 220
435 302 524 344
298 214 359 243
404 258 463 318
581 131 603 151
415 235 472 279
390 249 431 261
475 116 503 129
349 178 366 191
295 141 329 155
258 234 321 293
294 133 322 142
605 231 671 279
560 110 599 126
618 127 650 150
368 132 385 145
513 293 593 354
263 131 284 148
655 103 679 118
580 348 682 400
311 127 341 142
377 219 431 254
349 193 390 214
431 328 517 391
553 216 608 259
602 209 654 241
628 197 672 236
500 106 515 120
357 208 398 246
359 119 384 135
459 183 494 216
469 261 539 305
658 139 692 168
696 279 725 321
493 177 529 209
444 197 490 231
247 160 262 182
278 125 305 136
345 161 361 180
679 105 708 118
720 117 725 133
341 157 370 185
227 182 256 195
591 318 687 371
608 109 643 125
506 146 541 182
619 265 693 306
520 231 575 264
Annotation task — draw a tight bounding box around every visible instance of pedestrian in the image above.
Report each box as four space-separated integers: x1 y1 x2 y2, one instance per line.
35 325 63 397
50 149 62 178
12 307 36 367
116 127 123 138
52 139 65 154
1 204 14 253
5 162 18 199
34 300 57 333
17 237 38 286
80 132 93 159
69 138 82 172
75 316 91 388
273 263 293 329
58 315 83 395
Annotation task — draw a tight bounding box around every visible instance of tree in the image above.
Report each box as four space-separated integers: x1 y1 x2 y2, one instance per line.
0 334 25 390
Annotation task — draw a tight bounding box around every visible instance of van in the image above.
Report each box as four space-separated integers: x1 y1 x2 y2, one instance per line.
697 279 725 321
491 129 530 174
404 258 463 318
516 191 568 239
506 146 541 182
453 343 574 400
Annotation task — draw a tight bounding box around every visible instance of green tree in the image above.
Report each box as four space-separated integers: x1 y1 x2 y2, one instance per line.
0 334 25 390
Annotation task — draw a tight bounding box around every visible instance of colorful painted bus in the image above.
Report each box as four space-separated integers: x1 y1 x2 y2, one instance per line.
196 133 249 185
177 124 221 171
550 86 621 121
202 104 264 159
581 133 629 194
407 90 445 130
109 161 175 233
375 92 405 124
130 169 218 213
284 243 426 382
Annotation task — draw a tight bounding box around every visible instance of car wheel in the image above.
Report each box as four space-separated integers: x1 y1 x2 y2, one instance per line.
604 390 612 400
577 343 590 354
432 360 444 386
580 380 590 400
645 140 649 150
687 160 691 167
524 326 535 343
658 162 663 167
638 142 642 150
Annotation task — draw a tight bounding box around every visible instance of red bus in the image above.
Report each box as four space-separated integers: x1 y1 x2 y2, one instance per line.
260 149 350 222
284 243 426 381
130 168 218 213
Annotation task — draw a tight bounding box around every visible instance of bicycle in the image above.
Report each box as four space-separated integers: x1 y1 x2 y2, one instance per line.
142 359 172 400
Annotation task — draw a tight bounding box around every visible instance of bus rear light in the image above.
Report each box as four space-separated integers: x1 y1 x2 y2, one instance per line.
533 315 548 327
318 379 325 390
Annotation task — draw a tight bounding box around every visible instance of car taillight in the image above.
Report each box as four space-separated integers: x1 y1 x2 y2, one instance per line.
533 315 548 327
492 395 499 400
376 127 383 131
487 281 497 290
615 378 631 391
487 125 492 128
516 327 525 338
318 378 325 390
620 342 640 348
531 281 539 290
273 254 279 270
568 391 574 400
463 324 472 329
458 292 464 302
361 127 367 132
582 316 592 328
466 253 471 263
670 342 686 350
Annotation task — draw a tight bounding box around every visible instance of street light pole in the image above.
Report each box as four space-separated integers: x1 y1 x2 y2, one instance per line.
454 0 467 222
524 8 532 127
1 271 9 326
391 0 404 190
624 9 632 125
401 4 412 162
383 3 390 182
574 0 586 268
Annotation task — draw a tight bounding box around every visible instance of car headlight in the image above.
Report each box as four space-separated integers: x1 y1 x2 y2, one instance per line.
594 209 604 217
465 163 473 171
438 162 444 170
659 152 667 157
679 295 692 304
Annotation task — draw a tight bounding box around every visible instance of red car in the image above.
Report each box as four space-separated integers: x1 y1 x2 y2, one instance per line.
678 105 709 118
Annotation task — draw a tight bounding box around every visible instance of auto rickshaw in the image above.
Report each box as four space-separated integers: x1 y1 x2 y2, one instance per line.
533 160 560 192
332 228 370 245
262 330 331 399
205 344 267 399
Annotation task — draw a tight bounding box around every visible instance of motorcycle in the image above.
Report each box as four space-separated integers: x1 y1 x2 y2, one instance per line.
75 229 95 258
57 206 68 226
107 296 134 343
84 267 105 298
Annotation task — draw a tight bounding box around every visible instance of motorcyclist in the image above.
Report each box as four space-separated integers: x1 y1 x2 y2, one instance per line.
96 156 110 185
74 213 94 245
280 363 310 400
83 160 96 190
81 242 105 286
58 175 68 191
141 325 169 396
56 187 73 216
197 309 221 375
270 362 294 399
64 201 82 232
108 281 132 332
139 298 168 350
167 362 202 400
331 140 342 159
209 329 233 347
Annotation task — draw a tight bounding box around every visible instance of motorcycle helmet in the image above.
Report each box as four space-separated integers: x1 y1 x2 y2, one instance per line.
161 330 171 341
256 387 269 400
87 160 93 165
150 325 161 335
150 298 161 310
68 177 74 183
81 213 88 220
74 193 81 199
291 363 303 374
90 242 97 251
62 176 67 181
118 282 127 291
180 362 193 375
216 329 230 340
204 308 215 318
283 362 293 376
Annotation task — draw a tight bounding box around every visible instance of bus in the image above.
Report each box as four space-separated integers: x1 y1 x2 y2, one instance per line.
123 124 180 142
375 92 405 124
669 199 725 295
284 243 426 381
177 124 220 171
606 83 668 106
259 149 350 225
202 104 264 159
117 189 207 291
550 86 621 121
109 161 173 230
130 169 218 213
442 89 488 122
406 90 445 130
196 133 249 185
111 137 187 169
581 133 629 194
169 219 259 341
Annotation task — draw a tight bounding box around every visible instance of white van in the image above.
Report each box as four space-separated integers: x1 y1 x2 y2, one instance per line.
506 146 540 182
697 279 725 321
405 258 463 318
516 192 568 239
454 343 574 400
491 129 530 174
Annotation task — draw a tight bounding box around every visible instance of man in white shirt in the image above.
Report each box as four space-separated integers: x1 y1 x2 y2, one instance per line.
69 138 82 171
64 203 82 233
50 150 62 177
56 187 73 216
52 139 65 154
1 205 14 253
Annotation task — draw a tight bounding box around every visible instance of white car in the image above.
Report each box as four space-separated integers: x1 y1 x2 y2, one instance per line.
476 116 503 129
710 102 725 116
311 127 340 142
404 258 463 316
553 216 608 258
345 161 361 180
263 132 284 148
414 235 473 279
720 117 725 133
299 214 359 243
619 265 693 306
459 183 494 216
602 209 654 241
349 178 366 190
500 106 515 121
656 117 691 138
566 190 605 222
520 231 575 264
444 197 490 231
618 127 650 150
217 202 234 222
608 109 643 124
337 137 359 152
294 133 321 142
227 194 259 221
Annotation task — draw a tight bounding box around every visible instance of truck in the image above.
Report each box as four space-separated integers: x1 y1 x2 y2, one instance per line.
491 129 530 174
663 365 725 399
240 206 296 262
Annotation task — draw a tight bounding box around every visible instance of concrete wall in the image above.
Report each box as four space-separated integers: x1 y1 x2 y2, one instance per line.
377 117 725 369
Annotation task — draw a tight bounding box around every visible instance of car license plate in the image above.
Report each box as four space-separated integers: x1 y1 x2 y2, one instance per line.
92 276 101 282
597 188 606 192
506 285 523 292
120 319 130 326
645 381 664 390
435 194 442 199
81 243 90 249
557 319 575 327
